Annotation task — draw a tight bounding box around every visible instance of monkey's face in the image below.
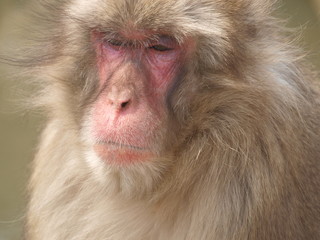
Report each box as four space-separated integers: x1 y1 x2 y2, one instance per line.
84 32 191 164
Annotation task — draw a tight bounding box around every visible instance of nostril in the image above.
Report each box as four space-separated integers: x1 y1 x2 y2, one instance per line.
121 100 130 109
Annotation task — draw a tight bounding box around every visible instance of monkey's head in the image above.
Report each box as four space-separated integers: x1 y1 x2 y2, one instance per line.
32 0 287 197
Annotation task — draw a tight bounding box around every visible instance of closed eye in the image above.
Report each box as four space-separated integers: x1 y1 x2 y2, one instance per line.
149 45 173 52
107 39 123 47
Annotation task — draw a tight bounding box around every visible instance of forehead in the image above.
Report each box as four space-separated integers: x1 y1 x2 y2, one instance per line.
67 0 228 38
69 0 179 22
69 0 195 17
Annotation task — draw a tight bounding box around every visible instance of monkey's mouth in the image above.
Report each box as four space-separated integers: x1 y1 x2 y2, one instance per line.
94 141 153 164
97 140 147 151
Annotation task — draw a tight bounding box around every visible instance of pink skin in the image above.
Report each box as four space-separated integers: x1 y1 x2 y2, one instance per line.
91 30 191 164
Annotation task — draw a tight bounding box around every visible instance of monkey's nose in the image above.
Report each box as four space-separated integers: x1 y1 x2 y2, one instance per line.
108 98 132 111
107 87 134 111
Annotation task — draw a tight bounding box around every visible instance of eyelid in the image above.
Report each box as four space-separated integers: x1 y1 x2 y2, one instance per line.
103 35 177 51
147 36 177 52
107 39 123 46
149 45 174 52
155 36 175 46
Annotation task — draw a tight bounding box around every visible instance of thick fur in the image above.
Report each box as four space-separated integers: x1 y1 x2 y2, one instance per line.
25 0 320 239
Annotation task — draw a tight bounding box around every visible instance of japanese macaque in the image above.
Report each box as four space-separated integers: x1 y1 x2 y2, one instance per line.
24 0 320 239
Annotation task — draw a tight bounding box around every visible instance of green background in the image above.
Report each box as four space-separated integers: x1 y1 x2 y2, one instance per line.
0 0 319 239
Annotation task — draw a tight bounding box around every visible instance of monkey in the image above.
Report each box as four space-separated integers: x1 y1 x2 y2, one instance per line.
20 0 320 239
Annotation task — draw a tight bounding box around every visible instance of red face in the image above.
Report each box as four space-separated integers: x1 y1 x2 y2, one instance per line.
90 31 191 165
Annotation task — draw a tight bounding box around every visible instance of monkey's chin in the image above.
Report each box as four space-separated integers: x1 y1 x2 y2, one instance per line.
93 143 154 165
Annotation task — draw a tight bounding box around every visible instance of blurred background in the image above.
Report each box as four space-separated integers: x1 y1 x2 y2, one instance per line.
0 0 319 239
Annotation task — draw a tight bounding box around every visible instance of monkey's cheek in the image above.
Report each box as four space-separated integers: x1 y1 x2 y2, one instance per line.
93 145 155 165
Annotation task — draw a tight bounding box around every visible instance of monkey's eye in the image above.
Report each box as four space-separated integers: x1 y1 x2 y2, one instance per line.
107 39 123 47
149 45 173 52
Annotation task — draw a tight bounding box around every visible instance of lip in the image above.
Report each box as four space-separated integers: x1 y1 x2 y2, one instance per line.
97 140 147 151
94 141 153 164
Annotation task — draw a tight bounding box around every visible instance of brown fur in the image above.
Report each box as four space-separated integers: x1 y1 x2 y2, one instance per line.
23 0 320 239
